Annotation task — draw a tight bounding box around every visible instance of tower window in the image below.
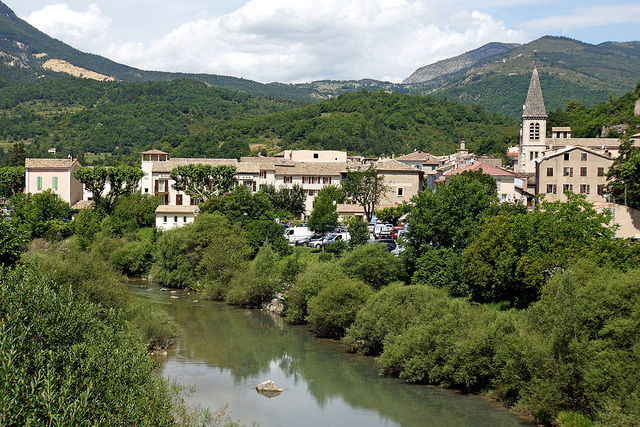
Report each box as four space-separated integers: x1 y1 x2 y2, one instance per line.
529 123 540 141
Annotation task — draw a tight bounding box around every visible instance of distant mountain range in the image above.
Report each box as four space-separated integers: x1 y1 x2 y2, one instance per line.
1 1 640 115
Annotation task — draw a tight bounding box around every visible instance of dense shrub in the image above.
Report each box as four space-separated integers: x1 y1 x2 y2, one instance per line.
284 262 350 324
340 243 400 289
110 240 154 277
225 243 281 307
343 284 435 356
306 278 372 339
411 246 465 296
72 208 104 250
0 267 177 425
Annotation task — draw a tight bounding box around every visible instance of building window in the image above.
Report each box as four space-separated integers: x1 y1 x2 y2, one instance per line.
184 216 187 223
546 167 554 177
580 167 587 177
563 184 573 192
597 185 604 195
530 151 534 161
313 153 319 159
529 123 540 140
564 153 570 161
176 194 183 205
546 184 557 194
144 188 149 193
36 176 43 190
580 184 590 194
581 153 588 161
52 176 58 190
597 167 605 177
163 216 167 223
302 177 307 184
563 167 573 177
174 216 178 223
284 176 292 184
260 171 267 179
397 187 404 197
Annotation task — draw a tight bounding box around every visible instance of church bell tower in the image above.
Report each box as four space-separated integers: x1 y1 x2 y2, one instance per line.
518 67 547 173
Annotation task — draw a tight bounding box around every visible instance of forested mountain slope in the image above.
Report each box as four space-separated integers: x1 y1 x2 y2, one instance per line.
0 77 518 162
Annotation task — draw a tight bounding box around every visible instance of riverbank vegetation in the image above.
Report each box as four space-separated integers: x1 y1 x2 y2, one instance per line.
3 169 640 425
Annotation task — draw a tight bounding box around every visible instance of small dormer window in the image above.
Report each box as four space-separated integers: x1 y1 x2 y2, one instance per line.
313 153 319 159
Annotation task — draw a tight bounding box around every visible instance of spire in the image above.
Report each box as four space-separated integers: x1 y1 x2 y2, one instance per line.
522 67 547 118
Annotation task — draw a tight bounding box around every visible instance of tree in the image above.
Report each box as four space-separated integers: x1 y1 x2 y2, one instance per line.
170 164 236 202
340 243 400 289
406 171 497 257
7 142 27 167
73 165 144 213
0 214 28 266
342 166 388 222
606 139 640 209
10 190 72 238
376 202 411 226
463 193 616 306
347 216 369 246
307 185 344 234
0 166 25 198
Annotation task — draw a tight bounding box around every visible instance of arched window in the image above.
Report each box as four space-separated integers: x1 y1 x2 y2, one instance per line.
529 123 540 140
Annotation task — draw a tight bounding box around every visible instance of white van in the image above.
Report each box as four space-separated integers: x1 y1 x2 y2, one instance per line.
284 226 314 243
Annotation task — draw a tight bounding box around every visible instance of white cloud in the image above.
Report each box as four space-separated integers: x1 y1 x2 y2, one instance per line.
106 0 526 82
24 3 112 47
24 0 527 82
520 4 640 34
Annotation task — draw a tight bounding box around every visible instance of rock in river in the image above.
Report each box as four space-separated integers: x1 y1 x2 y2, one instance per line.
256 380 284 398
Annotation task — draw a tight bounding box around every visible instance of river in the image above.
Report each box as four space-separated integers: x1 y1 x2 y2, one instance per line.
130 282 530 427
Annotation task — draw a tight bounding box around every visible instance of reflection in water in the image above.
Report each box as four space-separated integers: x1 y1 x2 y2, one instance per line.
130 283 529 427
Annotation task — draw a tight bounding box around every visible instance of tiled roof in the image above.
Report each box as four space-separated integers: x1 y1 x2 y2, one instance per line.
140 149 169 155
534 145 614 163
151 158 238 173
547 138 620 149
445 161 516 177
71 200 93 210
25 158 81 169
275 162 346 176
522 68 547 118
155 205 199 214
375 159 421 172
395 151 431 162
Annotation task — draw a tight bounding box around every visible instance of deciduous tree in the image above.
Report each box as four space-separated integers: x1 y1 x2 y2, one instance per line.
169 164 236 202
342 166 387 222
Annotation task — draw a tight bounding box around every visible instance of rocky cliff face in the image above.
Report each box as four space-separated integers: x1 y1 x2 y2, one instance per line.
403 42 520 84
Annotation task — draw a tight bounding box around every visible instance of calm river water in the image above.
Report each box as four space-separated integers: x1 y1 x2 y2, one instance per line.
130 282 529 427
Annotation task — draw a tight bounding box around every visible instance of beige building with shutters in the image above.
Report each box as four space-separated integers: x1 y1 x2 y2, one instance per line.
534 146 614 203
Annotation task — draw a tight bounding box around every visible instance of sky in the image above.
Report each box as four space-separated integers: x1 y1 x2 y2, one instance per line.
8 0 640 83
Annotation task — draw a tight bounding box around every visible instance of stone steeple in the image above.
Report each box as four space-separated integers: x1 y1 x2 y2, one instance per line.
522 67 547 118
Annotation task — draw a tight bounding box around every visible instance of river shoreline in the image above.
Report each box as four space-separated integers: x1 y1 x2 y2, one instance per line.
130 277 533 426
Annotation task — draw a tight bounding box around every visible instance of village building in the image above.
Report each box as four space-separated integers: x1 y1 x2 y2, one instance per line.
534 146 614 203
155 205 199 231
444 161 527 203
24 157 83 206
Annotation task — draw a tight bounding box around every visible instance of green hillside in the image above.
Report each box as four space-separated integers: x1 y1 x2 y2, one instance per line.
0 77 518 163
406 37 640 116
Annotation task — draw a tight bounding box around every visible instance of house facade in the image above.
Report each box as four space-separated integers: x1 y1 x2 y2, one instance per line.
444 161 526 203
24 158 83 205
534 146 614 203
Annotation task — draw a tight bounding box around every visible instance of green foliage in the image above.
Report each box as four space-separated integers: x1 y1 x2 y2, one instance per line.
73 165 144 213
72 208 103 250
606 139 640 209
411 246 465 296
340 244 400 289
0 267 178 425
344 284 435 356
463 194 616 306
284 261 348 324
170 164 237 202
153 212 251 290
346 216 369 246
342 166 388 222
556 411 593 427
307 185 344 234
0 214 28 266
406 171 497 260
0 165 25 197
242 219 291 256
225 243 281 308
10 190 72 239
306 279 373 339
376 202 411 226
110 240 154 277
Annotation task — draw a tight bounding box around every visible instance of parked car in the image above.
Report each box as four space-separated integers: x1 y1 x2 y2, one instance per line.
392 226 405 239
284 226 314 243
308 233 349 248
368 238 397 252
373 223 394 239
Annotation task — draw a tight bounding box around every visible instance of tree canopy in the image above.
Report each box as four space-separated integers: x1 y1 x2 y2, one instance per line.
169 164 237 202
342 166 388 222
73 165 144 213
